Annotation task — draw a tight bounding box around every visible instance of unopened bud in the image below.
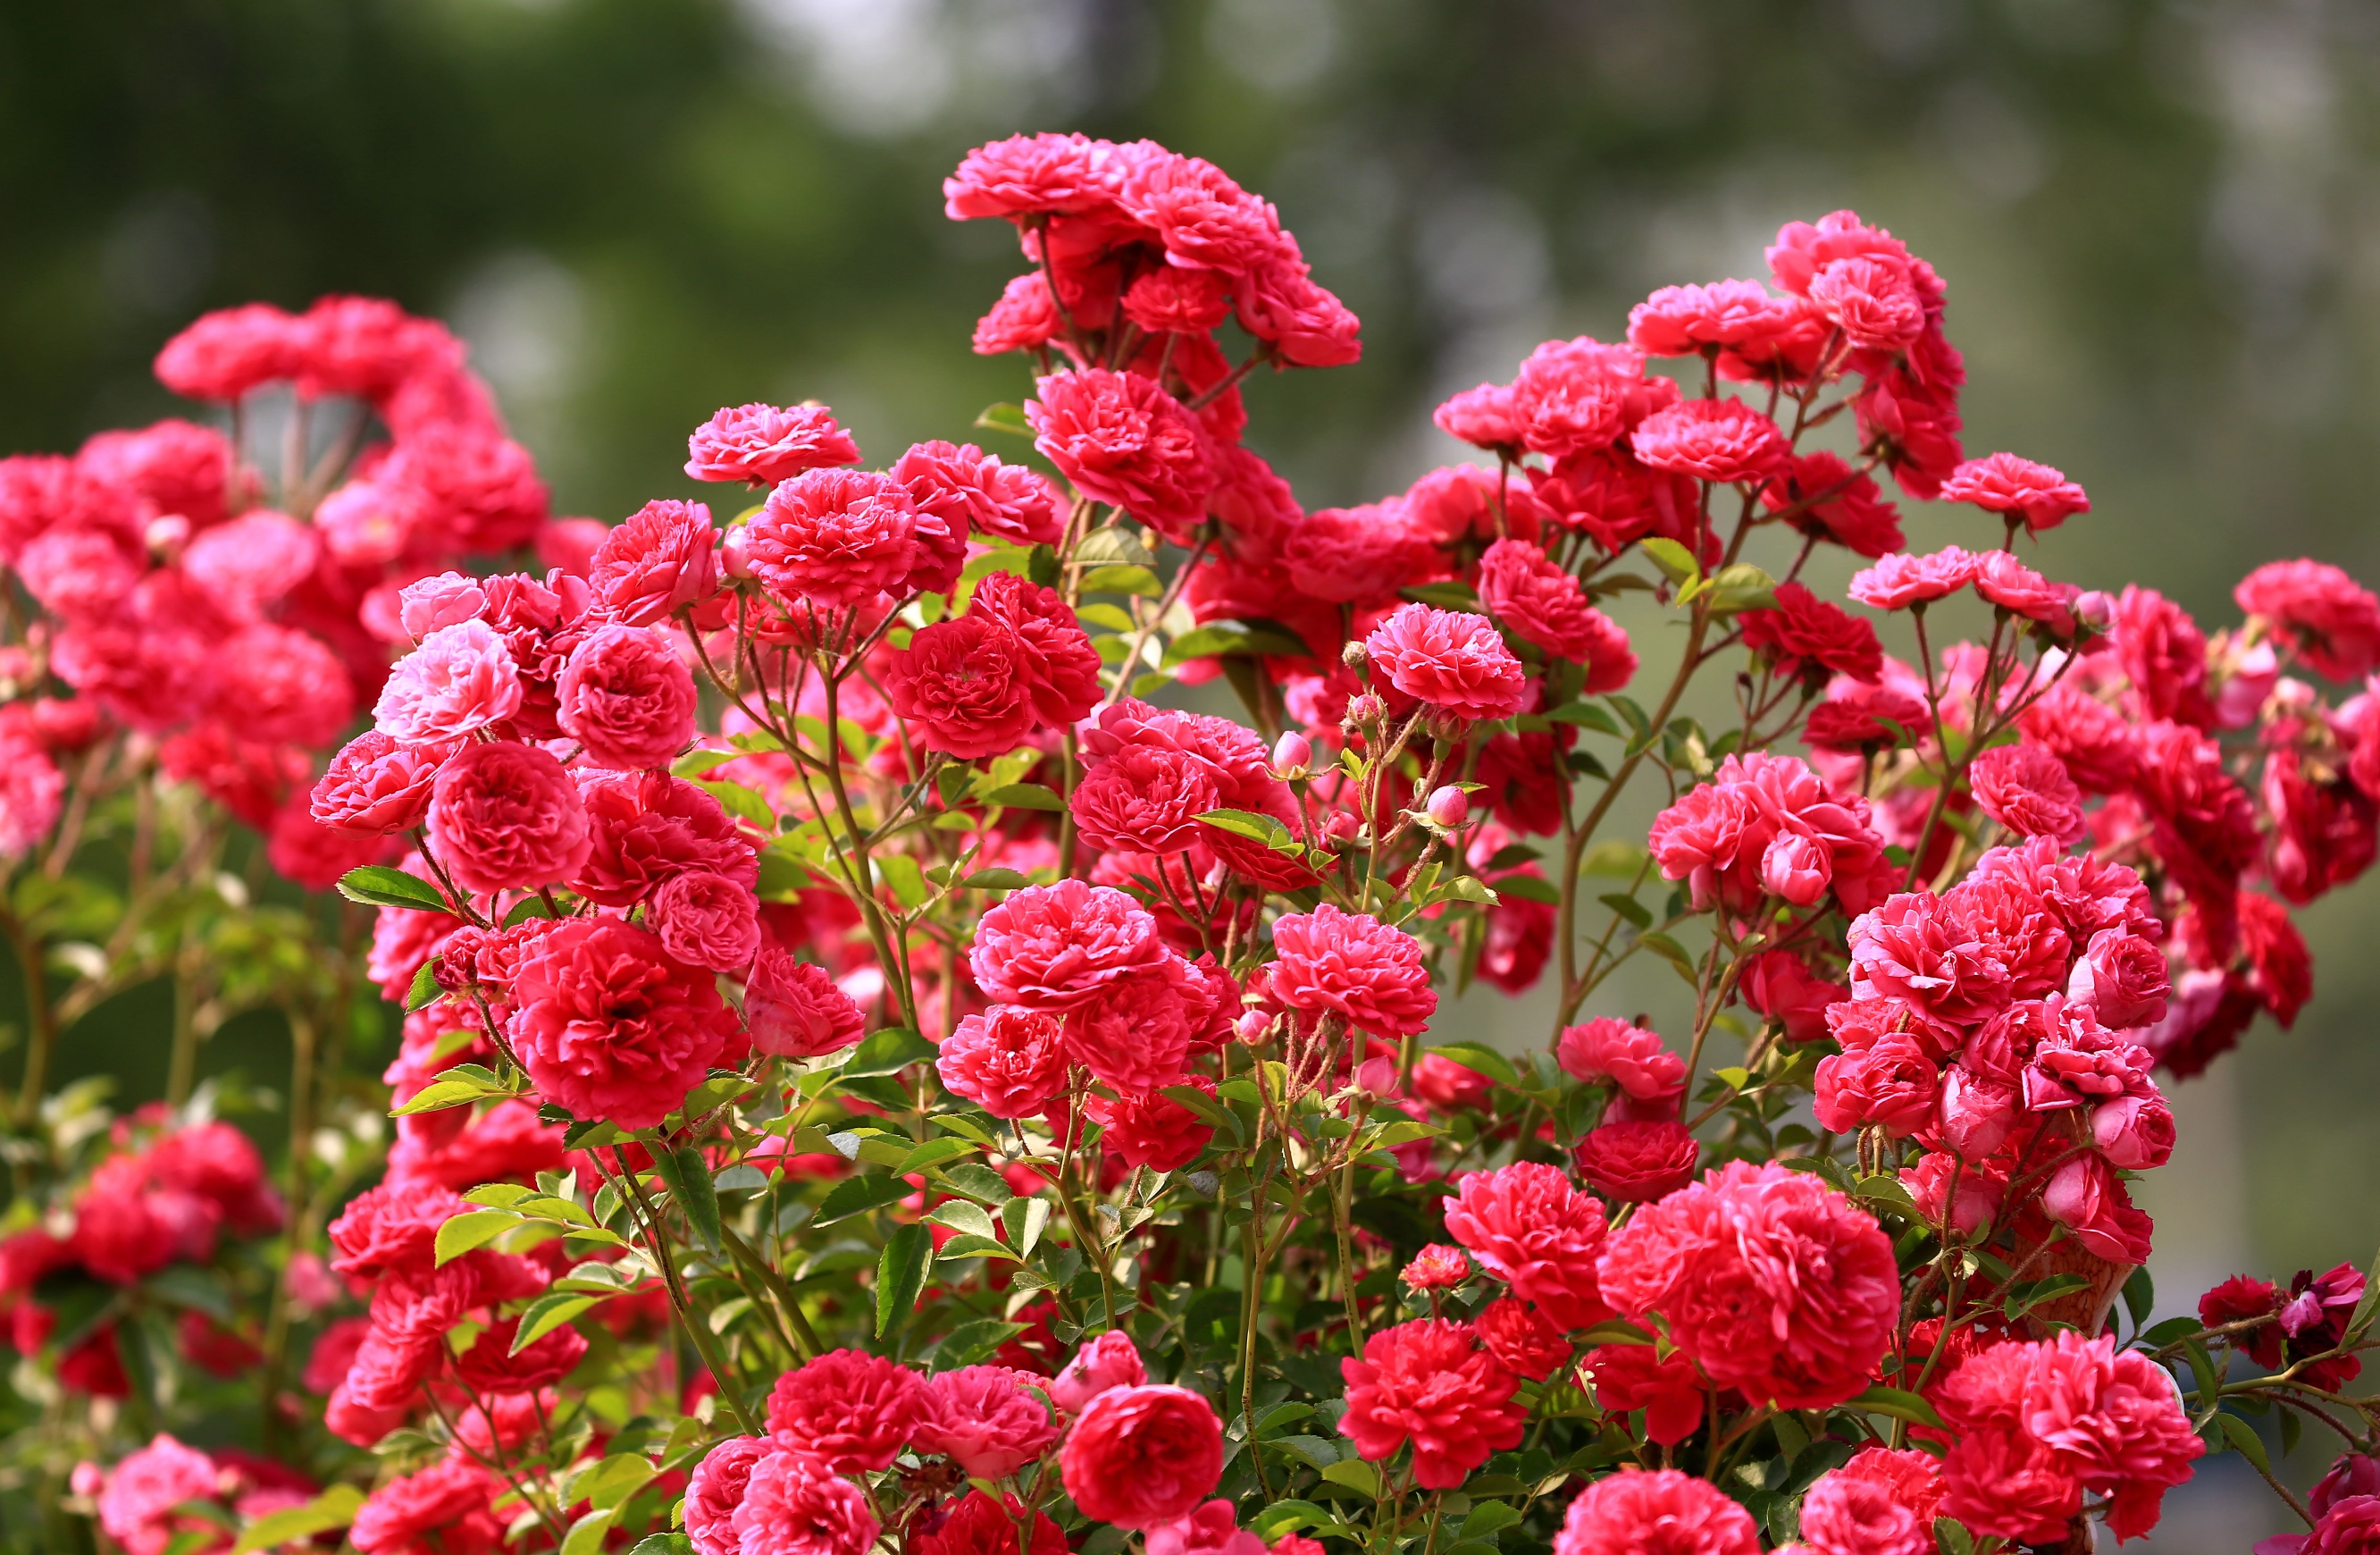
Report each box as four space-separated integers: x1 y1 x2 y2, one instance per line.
1341 639 1370 670
1345 693 1387 726
1233 1010 1274 1046
721 525 756 581
1270 731 1312 778
2073 590 2115 633
145 513 191 559
1425 786 1470 829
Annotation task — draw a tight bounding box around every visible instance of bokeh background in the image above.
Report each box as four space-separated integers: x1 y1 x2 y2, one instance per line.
4 0 2374 1542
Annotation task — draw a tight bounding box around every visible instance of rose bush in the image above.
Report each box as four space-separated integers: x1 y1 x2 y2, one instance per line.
7 135 2375 1555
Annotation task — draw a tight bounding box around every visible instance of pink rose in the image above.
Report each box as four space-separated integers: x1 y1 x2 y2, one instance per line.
647 870 762 973
374 619 522 746
426 741 591 895
744 946 867 1058
556 624 698 771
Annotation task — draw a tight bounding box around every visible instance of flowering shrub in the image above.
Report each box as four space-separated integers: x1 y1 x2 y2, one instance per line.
22 136 2380 1554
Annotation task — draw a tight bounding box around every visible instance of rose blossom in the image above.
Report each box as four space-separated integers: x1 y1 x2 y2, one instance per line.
746 468 925 610
1060 1384 1225 1530
1968 742 2085 845
2066 927 2170 1030
572 771 756 907
1472 1297 1571 1381
588 499 718 626
731 1449 880 1555
1555 1019 1687 1114
373 619 522 746
1337 1318 1526 1488
310 732 453 837
426 741 591 895
1572 1121 1698 1203
507 916 742 1130
1439 1162 1610 1330
1812 1030 1937 1138
555 624 697 770
1847 545 1980 610
1630 397 1789 483
686 1436 773 1555
937 1006 1069 1118
1363 602 1529 721
1553 1469 1758 1555
744 946 867 1058
913 1366 1059 1478
969 880 1168 1013
2236 558 2380 681
1938 451 2089 532
351 1460 507 1555
646 870 762 972
881 611 1038 761
1798 1447 1942 1555
686 402 859 486
1269 904 1437 1038
892 440 1064 548
1027 369 1216 541
1596 1160 1899 1410
766 1349 926 1472
1584 1344 1709 1447
1474 538 1638 685
1050 1332 1147 1415
1401 1244 1471 1291
1146 1500 1268 1555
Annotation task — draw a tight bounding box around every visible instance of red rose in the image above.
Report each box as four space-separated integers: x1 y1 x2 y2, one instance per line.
1571 1121 1698 1203
507 916 742 1131
426 739 591 895
311 732 453 836
744 946 866 1059
1060 1383 1224 1530
1027 370 1215 542
556 623 698 771
588 499 719 626
766 1349 926 1473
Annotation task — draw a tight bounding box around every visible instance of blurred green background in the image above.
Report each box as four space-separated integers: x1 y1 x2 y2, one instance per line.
4 0 2372 1538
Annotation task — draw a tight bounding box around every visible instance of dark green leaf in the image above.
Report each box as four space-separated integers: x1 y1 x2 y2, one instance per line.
1491 873 1561 904
405 958 442 1012
1162 619 1310 666
1421 1042 1519 1088
658 1145 721 1253
813 1173 912 1227
1400 580 1481 610
876 1223 934 1338
960 868 1029 891
1848 1384 1944 1429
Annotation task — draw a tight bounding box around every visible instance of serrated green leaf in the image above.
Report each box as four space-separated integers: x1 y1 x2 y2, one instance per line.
1077 564 1161 596
670 749 742 779
336 865 452 914
813 1173 913 1227
514 1292 604 1351
892 1138 978 1176
691 778 775 829
842 1027 937 1078
405 958 442 1012
876 1222 934 1337
960 868 1029 891
1639 537 1699 588
982 783 1066 811
931 1317 1027 1369
1848 1384 1944 1429
1194 808 1299 853
434 1209 519 1266
1162 619 1309 667
1422 1042 1519 1088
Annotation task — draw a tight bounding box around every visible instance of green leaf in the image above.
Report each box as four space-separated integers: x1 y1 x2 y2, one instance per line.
503 895 557 927
892 1137 978 1176
513 1292 604 1351
1401 580 1482 610
876 853 930 911
691 778 775 830
627 1536 698 1555
230 1485 365 1554
404 958 443 1012
1851 1174 1917 1215
1318 1459 1379 1497
1575 1320 1655 1347
1579 839 1649 878
926 1200 1002 1241
813 1173 913 1227
960 868 1029 891
577 1453 658 1514
1077 564 1161 596
391 1063 517 1117
1598 892 1652 929
876 1222 934 1338
433 1209 519 1266
1195 808 1300 853
843 1027 938 1078
1159 1084 1244 1142
335 865 452 914
932 1317 1027 1369
975 402 1033 440
561 1509 616 1555
2214 1413 2274 1475
1074 527 1156 567
660 1145 722 1253
2141 1315 2203 1349
1491 873 1561 904
1636 931 1698 981
937 1162 1017 1205
670 748 741 779
1703 562 1779 614
1639 537 1699 588
1847 1384 1944 1430
1162 619 1309 667
983 783 1066 811
1421 1042 1519 1088
2003 1273 2092 1322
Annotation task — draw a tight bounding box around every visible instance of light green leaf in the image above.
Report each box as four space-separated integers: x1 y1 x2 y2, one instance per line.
336 865 452 914
982 783 1067 811
691 778 775 830
843 1028 938 1078
1422 1042 1519 1088
433 1209 519 1266
1848 1384 1945 1429
230 1485 365 1554
975 403 1033 440
1639 537 1699 588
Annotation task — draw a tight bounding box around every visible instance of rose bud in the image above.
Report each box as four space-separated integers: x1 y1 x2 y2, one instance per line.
720 524 756 581
2091 1093 2175 1170
1424 786 1469 829
1049 1331 1146 1416
1937 1066 2018 1160
1270 731 1312 779
1344 692 1386 725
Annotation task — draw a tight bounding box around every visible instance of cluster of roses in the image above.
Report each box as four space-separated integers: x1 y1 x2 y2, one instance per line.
0 292 591 884
0 1114 281 1399
679 1332 1253 1555
75 1432 320 1555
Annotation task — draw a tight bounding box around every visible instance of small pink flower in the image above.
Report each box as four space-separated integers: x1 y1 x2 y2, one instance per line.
744 946 867 1059
556 624 698 771
1630 398 1789 483
1050 1332 1147 1416
936 1006 1068 1119
1968 743 2085 845
1847 545 1981 610
1363 602 1529 722
1938 451 2089 532
685 402 860 486
647 870 762 972
373 619 522 746
1400 1244 1471 1291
